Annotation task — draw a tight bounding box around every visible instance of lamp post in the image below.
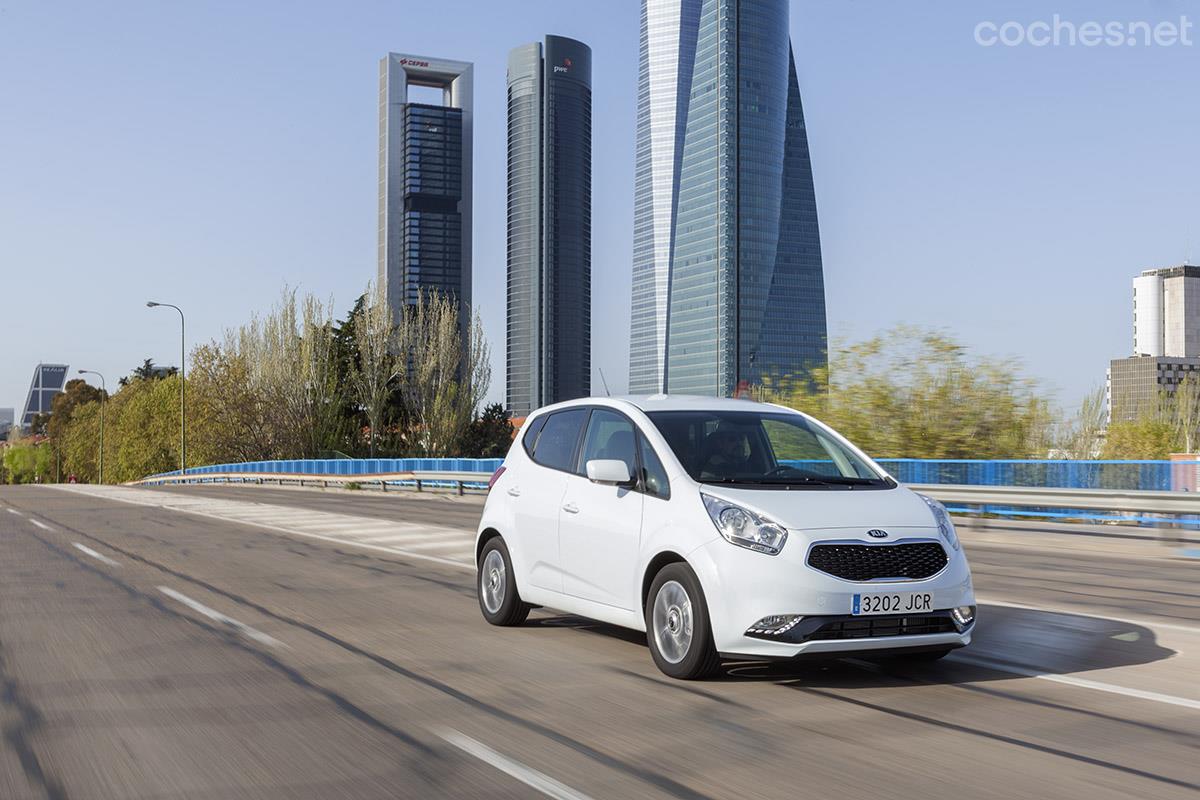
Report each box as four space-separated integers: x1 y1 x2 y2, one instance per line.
77 370 106 483
147 301 186 477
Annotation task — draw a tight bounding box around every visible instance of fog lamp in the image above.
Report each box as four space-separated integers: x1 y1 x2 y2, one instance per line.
951 605 976 626
746 614 802 636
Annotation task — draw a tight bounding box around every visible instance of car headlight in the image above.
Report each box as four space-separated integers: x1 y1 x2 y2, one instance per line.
918 493 960 551
701 494 788 555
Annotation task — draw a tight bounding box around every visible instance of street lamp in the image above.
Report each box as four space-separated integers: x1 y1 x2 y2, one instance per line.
77 370 106 483
146 301 186 476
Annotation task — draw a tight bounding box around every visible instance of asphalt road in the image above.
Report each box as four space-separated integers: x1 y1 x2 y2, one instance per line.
0 484 1197 799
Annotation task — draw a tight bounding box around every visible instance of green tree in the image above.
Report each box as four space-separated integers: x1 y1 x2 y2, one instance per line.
762 326 1053 459
460 403 514 458
1101 417 1176 459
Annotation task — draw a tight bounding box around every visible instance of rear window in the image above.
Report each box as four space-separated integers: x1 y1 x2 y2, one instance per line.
531 409 589 472
521 414 548 456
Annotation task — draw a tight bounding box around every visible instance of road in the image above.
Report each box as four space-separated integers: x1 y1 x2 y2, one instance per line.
0 483 1196 799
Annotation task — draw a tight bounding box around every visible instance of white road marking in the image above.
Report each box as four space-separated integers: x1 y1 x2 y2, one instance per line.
388 538 475 552
949 654 1200 710
437 729 594 800
29 519 52 531
6 508 21 515
157 587 286 649
72 543 120 567
977 595 1200 635
51 485 477 570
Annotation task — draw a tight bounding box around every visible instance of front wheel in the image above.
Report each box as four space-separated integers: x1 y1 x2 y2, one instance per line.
478 537 530 626
645 563 721 680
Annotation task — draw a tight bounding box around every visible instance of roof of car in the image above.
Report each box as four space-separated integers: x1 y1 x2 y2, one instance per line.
534 394 793 415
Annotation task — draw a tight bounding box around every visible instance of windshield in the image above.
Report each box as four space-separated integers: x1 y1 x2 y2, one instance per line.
645 410 894 490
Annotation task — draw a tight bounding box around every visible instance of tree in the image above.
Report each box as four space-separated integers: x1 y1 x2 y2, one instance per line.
762 326 1053 459
396 289 491 456
348 281 401 457
461 403 514 458
1102 416 1176 459
1170 374 1200 454
1060 386 1107 458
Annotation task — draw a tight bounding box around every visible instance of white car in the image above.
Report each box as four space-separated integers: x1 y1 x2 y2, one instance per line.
475 395 975 679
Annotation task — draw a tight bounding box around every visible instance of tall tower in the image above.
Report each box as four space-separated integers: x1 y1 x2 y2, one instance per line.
627 0 827 396
378 53 473 336
506 36 592 416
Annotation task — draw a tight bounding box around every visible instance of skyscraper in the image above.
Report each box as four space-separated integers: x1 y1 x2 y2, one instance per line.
628 0 827 396
378 53 473 334
21 363 69 427
506 36 592 416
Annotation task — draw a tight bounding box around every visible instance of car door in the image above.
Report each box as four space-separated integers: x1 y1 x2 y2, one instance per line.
512 408 588 593
560 408 645 610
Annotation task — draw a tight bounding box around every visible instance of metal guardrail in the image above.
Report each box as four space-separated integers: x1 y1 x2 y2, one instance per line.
912 483 1200 516
132 470 492 496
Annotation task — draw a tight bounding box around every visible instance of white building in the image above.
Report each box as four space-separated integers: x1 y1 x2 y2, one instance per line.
1133 265 1200 357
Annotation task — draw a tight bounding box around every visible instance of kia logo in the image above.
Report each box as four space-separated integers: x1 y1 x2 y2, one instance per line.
867 529 889 539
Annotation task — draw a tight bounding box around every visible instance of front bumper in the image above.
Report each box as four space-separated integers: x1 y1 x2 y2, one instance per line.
689 531 976 659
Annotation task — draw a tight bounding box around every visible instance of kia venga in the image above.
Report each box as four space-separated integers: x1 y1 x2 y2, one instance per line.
475 396 975 679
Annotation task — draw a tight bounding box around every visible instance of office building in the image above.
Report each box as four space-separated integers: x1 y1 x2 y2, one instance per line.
1109 264 1200 420
21 363 69 427
506 36 592 415
0 408 13 437
1132 265 1200 357
628 0 827 396
378 53 473 340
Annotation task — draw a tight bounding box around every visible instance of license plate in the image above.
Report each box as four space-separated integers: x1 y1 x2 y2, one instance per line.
852 591 933 615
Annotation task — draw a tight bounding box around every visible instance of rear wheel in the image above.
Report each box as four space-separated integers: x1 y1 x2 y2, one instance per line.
645 563 721 680
478 537 529 626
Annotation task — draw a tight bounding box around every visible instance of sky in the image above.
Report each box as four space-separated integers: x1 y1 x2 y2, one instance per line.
2 0 1197 419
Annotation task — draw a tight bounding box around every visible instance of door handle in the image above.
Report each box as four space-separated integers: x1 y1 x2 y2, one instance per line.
562 502 580 514
507 487 521 497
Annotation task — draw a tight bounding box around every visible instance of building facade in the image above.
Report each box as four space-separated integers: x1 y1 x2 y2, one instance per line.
21 363 69 427
506 36 592 416
628 0 827 396
377 53 473 335
0 408 13 437
1110 264 1200 421
1133 265 1200 358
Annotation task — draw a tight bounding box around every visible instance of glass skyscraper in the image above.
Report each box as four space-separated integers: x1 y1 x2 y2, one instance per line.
628 0 827 396
378 53 473 333
506 36 592 416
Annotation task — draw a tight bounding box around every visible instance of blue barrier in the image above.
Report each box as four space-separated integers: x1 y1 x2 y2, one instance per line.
153 457 1200 492
153 457 504 480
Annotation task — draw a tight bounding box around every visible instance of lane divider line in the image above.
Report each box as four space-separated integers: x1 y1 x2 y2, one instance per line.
157 586 287 649
949 654 1200 710
5 508 21 515
437 728 594 800
29 519 52 531
977 595 1200 635
72 543 120 567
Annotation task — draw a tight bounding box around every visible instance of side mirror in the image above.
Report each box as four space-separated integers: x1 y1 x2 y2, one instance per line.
586 459 633 486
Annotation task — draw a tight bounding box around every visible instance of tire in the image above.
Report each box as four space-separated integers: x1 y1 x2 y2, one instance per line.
645 563 721 680
477 537 530 626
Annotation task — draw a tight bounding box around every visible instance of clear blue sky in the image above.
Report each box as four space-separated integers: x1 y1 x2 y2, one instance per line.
2 1 1197 417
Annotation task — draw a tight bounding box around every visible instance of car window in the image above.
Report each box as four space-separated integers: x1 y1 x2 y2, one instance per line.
521 414 548 456
531 409 588 472
638 434 670 500
646 410 890 490
577 409 637 478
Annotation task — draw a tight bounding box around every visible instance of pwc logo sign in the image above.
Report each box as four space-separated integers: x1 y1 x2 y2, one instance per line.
553 57 572 74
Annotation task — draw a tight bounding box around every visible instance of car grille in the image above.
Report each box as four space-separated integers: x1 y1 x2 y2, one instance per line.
807 542 948 581
808 614 956 641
